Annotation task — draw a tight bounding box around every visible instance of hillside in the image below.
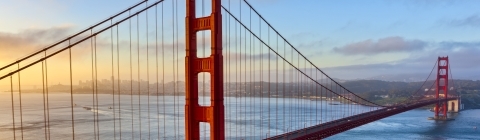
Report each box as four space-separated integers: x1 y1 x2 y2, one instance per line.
341 79 480 109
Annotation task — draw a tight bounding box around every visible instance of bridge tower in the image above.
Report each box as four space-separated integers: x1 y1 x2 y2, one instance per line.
435 56 449 119
185 0 224 140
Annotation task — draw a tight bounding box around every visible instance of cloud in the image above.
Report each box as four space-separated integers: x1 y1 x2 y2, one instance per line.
297 40 323 48
288 32 318 40
227 52 278 62
323 42 480 80
0 26 74 61
448 14 480 27
423 41 480 68
333 36 426 55
438 41 480 49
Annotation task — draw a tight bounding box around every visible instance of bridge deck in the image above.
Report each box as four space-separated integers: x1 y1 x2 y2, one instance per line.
268 97 457 140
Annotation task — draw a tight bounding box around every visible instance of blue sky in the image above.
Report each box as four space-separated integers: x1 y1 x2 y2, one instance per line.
1 0 480 81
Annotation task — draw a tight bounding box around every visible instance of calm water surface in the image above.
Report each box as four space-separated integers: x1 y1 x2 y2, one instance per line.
0 93 478 140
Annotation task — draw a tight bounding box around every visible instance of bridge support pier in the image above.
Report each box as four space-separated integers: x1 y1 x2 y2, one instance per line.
447 98 461 113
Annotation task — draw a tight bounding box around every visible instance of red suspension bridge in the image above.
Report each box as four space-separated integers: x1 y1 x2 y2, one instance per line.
0 0 460 139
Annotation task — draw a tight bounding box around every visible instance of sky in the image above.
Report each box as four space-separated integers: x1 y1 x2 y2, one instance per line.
1 0 480 86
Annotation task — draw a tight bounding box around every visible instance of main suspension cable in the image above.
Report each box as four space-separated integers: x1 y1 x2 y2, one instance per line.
221 6 379 107
239 0 383 107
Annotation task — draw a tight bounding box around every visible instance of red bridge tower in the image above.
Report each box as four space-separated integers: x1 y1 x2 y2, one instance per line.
435 56 449 119
185 0 224 139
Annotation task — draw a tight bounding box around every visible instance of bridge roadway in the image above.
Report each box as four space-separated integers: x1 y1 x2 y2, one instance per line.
267 97 458 140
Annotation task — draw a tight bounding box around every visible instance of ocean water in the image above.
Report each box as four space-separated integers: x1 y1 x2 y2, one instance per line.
329 109 480 140
0 93 478 140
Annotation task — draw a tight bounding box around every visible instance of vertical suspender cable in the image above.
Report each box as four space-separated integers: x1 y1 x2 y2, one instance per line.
302 58 305 128
250 3 256 137
329 80 332 122
146 2 151 139
267 25 271 138
259 12 263 137
10 76 16 140
320 71 323 125
137 14 142 140
94 35 100 139
18 63 24 140
329 74 331 122
336 82 339 121
232 7 235 138
342 88 345 118
172 0 177 137
155 4 159 140
254 11 258 137
332 80 339 124
245 6 249 135
234 10 238 137
227 1 232 136
172 0 179 136
45 51 51 140
90 29 96 140
334 84 337 122
161 2 166 138
42 60 47 140
308 61 310 126
293 44 296 131
295 50 302 128
223 7 228 138
268 24 272 135
289 42 293 132
315 63 318 125
110 19 117 139
301 58 304 129
223 6 227 138
69 40 75 140
298 53 301 130
129 10 134 139
276 35 279 135
116 24 122 139
249 8 253 135
237 9 241 136
300 57 303 129
243 20 247 140
111 19 116 140
282 40 285 134
239 1 243 137
237 2 241 137
173 0 178 137
91 30 97 140
226 6 230 138
175 0 180 136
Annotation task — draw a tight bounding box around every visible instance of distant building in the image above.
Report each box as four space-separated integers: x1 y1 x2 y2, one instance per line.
338 93 355 99
50 83 70 91
374 95 389 98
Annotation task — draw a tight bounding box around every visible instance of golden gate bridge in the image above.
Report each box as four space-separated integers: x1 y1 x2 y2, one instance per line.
0 0 460 139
